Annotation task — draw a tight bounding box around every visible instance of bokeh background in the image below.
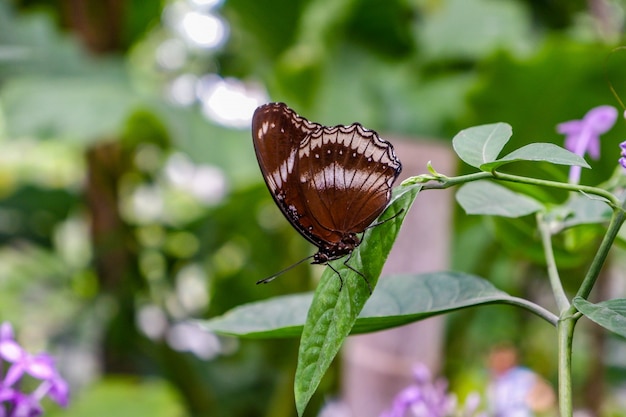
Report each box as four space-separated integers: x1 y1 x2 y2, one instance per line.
1 0 626 416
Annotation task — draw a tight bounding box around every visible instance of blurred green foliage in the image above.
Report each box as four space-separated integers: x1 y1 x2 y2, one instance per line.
0 0 625 415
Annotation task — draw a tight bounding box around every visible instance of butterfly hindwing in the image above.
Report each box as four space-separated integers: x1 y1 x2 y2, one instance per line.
297 124 400 240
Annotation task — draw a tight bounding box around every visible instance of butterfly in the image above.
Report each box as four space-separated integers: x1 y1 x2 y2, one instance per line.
252 102 402 289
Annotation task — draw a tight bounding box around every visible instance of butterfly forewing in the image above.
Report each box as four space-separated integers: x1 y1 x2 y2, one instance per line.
252 102 402 265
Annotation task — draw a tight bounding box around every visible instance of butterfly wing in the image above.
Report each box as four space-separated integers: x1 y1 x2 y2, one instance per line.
297 124 402 243
252 103 329 248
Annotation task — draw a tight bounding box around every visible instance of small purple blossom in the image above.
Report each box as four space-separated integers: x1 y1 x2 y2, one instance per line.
619 110 626 170
557 105 618 184
380 364 482 417
619 141 626 170
0 322 69 417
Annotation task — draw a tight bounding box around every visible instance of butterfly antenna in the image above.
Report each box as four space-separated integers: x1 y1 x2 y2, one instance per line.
256 255 315 285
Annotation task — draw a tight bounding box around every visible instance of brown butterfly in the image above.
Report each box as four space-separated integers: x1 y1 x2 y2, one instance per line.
252 102 402 288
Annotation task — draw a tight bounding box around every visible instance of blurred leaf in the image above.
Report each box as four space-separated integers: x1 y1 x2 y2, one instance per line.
1 76 138 142
121 109 171 150
0 186 78 246
156 104 260 186
121 0 163 49
54 377 187 417
0 3 104 77
452 123 512 168
224 0 304 58
203 272 516 338
294 184 419 416
573 297 626 338
456 181 543 217
457 39 626 185
274 0 359 106
417 0 534 61
200 293 312 338
480 143 590 171
312 49 476 137
346 0 414 58
560 195 612 229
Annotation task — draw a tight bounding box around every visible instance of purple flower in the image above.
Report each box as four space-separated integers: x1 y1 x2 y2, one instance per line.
557 105 618 184
0 322 69 417
381 364 486 417
619 141 626 170
380 364 454 417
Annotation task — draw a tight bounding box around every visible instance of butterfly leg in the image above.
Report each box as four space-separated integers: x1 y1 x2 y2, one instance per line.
342 253 372 294
365 208 405 231
327 262 344 291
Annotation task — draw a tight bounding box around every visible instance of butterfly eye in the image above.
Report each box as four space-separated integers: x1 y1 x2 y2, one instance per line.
252 103 402 288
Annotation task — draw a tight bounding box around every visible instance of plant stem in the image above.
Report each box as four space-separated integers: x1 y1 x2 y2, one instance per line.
536 212 570 313
419 168 626 417
575 208 626 300
492 172 621 207
558 315 576 417
421 171 621 207
503 296 558 326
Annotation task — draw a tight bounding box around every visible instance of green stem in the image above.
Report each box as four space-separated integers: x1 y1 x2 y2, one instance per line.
492 172 621 207
420 169 626 417
558 315 576 417
554 209 625 417
575 208 626 300
502 296 558 326
536 212 570 313
421 172 492 189
421 171 621 207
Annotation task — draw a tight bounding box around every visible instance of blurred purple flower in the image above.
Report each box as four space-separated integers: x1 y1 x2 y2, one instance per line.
619 141 626 170
380 364 454 417
619 110 626 171
0 322 69 417
557 105 618 184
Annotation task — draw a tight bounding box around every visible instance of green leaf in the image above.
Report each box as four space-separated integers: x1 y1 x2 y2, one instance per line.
452 123 512 168
199 293 313 338
480 143 591 171
2 76 137 142
456 180 543 217
202 272 514 338
294 184 420 416
417 0 533 61
561 195 611 228
59 377 185 417
573 297 626 338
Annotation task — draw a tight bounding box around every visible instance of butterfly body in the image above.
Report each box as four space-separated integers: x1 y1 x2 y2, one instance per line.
252 102 401 283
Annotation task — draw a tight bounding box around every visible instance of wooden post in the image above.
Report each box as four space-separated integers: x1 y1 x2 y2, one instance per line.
341 139 456 417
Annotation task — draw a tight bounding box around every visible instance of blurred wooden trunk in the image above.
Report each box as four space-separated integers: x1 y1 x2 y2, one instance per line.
341 139 456 417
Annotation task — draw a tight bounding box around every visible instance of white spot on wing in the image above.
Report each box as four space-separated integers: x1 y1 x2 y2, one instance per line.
307 163 387 192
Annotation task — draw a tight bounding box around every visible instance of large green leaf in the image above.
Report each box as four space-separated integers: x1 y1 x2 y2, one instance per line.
456 181 543 217
452 123 512 168
573 297 626 338
480 143 590 171
417 0 533 61
294 184 419 416
556 195 612 230
201 272 519 338
1 76 138 142
199 293 313 338
57 377 186 417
